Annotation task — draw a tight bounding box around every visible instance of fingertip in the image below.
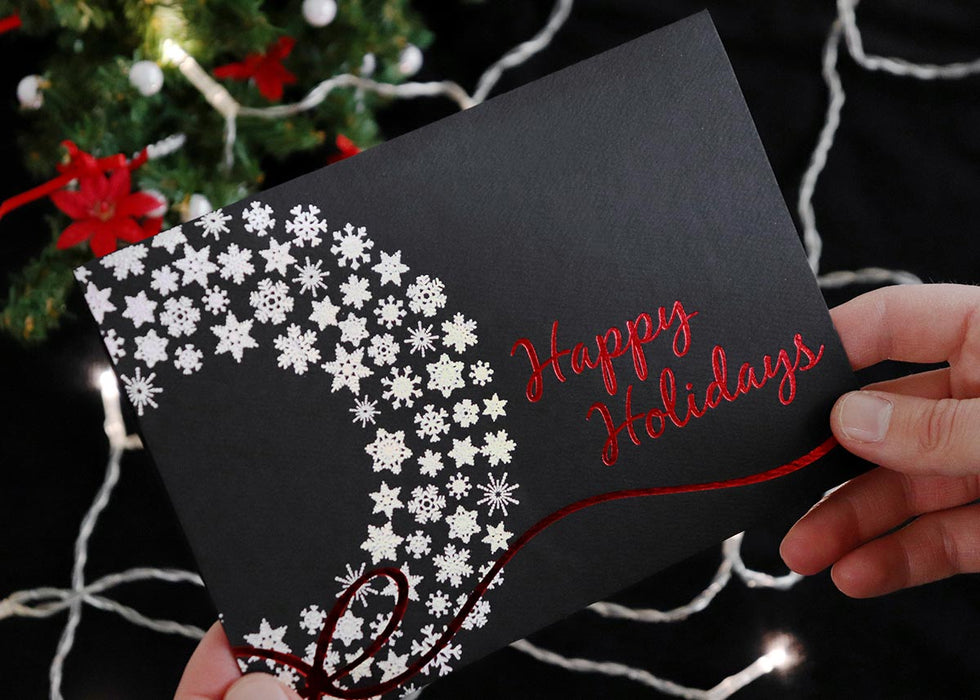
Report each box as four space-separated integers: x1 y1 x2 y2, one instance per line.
779 522 826 576
831 551 896 599
225 673 300 700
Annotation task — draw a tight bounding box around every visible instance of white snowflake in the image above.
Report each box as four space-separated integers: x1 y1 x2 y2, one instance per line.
447 436 479 468
339 274 372 309
243 201 276 236
369 481 404 519
404 530 432 559
380 561 422 601
367 610 405 642
341 648 372 682
134 329 169 367
152 226 186 254
412 624 461 677
406 321 437 357
483 393 508 421
211 311 259 363
249 278 294 324
173 343 204 375
350 395 379 427
418 450 445 478
364 428 412 474
445 506 480 544
292 257 329 297
194 208 232 240
150 265 180 296
406 275 446 317
432 544 472 587
84 283 116 324
482 521 512 554
101 245 147 280
101 329 125 361
381 366 422 409
414 404 450 443
274 324 321 374
446 473 471 500
201 285 230 315
478 560 505 590
258 237 297 276
425 591 452 618
243 619 291 670
459 596 491 631
374 295 406 329
120 367 162 415
371 249 409 286
332 610 365 646
337 313 369 346
159 296 201 337
452 399 480 428
285 204 327 247
361 522 403 564
426 353 465 398
275 667 299 691
377 649 409 683
476 472 520 517
407 484 446 525
322 346 372 394
174 244 218 289
217 243 255 284
482 429 516 466
334 562 379 605
469 360 493 386
74 266 91 284
442 313 478 353
367 333 399 367
330 222 374 269
122 290 157 328
309 295 340 330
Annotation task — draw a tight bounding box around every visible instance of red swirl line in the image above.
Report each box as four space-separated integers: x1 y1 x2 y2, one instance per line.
233 435 838 698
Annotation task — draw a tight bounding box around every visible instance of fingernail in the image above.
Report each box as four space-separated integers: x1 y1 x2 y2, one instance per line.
838 391 892 443
226 673 291 700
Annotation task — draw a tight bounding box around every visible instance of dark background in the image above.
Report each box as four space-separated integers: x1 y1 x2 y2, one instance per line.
2 1 978 698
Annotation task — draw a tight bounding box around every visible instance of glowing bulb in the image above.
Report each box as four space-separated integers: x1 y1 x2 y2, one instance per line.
98 369 119 401
161 38 186 65
760 632 800 674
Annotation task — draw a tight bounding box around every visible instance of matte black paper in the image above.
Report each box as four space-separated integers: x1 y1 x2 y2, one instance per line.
79 12 863 697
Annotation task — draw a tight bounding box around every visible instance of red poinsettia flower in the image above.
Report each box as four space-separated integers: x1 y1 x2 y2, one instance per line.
51 167 163 257
213 36 298 101
327 134 362 164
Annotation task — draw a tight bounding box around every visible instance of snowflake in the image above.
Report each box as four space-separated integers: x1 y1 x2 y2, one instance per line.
446 473 471 500
452 399 480 428
404 530 432 559
299 605 326 635
332 610 365 646
292 257 329 297
258 238 297 276
426 353 465 398
334 563 379 605
159 296 201 337
274 324 320 374
469 360 493 386
482 429 516 466
243 619 291 670
377 649 409 683
367 333 399 367
285 204 327 247
364 428 412 474
371 249 410 286
120 367 162 415
275 667 299 690
173 344 204 375
84 283 115 324
122 290 157 328
482 521 512 554
412 624 461 677
445 506 480 544
418 450 445 478
478 560 505 590
217 243 255 284
433 544 472 587
425 591 452 618
152 226 186 254
381 366 422 409
202 285 230 315
350 395 379 428
379 561 423 601
174 244 218 289
134 329 169 367
150 265 180 296
374 295 407 329
442 313 478 354
414 404 450 443
361 522 403 564
339 274 372 309
337 313 369 346
406 321 437 357
407 484 446 524
368 611 405 643
309 296 340 330
330 222 374 269
459 596 491 631
101 245 147 280
101 329 125 361
211 311 259 363
447 436 479 468
369 481 404 519
476 472 520 517
341 648 372 682
406 275 446 317
249 278 294 324
243 201 276 236
194 208 232 240
483 393 508 421
322 346 372 394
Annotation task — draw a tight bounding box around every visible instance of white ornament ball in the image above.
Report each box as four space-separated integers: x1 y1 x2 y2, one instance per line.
129 60 164 97
142 189 169 218
360 52 377 77
398 44 423 77
185 193 213 222
302 0 337 27
17 75 44 110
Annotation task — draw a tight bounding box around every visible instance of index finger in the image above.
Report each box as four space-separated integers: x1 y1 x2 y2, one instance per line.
174 621 241 700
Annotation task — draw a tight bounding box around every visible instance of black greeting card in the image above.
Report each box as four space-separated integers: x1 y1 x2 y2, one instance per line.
79 12 862 698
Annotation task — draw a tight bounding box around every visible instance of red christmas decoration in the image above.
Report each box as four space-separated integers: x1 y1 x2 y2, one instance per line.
213 37 298 101
327 134 362 164
0 13 21 34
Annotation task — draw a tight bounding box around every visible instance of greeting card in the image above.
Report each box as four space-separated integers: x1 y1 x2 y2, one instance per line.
78 12 864 698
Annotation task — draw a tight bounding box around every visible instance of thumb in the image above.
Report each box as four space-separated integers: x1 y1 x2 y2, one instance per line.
832 390 980 476
225 673 302 700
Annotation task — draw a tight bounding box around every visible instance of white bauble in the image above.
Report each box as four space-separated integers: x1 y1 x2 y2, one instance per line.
142 189 169 218
17 75 44 109
302 0 337 27
397 44 423 76
129 60 164 97
184 193 213 222
360 52 376 77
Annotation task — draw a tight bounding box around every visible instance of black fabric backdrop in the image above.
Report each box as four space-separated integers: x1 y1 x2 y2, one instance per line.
2 1 978 698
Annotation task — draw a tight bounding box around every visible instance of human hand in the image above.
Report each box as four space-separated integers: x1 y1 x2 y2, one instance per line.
175 621 302 700
780 283 980 597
